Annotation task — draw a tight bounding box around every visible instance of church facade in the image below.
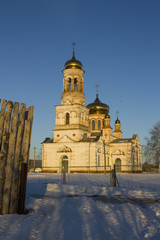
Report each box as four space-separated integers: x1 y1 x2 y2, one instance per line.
42 49 142 173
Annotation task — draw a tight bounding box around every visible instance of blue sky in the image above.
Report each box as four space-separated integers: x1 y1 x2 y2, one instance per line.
0 0 160 159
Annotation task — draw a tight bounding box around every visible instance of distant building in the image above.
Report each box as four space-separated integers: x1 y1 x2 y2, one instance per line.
29 159 42 169
42 48 142 173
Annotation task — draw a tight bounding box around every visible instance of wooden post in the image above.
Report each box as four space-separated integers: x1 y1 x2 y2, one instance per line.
17 106 33 213
34 146 36 172
17 162 28 214
0 99 7 148
22 107 34 164
0 99 33 215
9 103 26 213
26 106 34 164
2 102 19 214
0 151 5 213
0 101 13 213
61 167 66 184
110 164 116 187
0 136 9 213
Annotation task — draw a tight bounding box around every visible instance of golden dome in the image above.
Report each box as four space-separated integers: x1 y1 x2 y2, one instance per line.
87 94 109 115
64 52 83 70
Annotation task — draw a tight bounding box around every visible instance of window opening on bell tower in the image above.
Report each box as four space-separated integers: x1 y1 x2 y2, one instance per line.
98 120 101 130
68 78 71 91
66 113 70 124
92 120 95 130
74 78 78 91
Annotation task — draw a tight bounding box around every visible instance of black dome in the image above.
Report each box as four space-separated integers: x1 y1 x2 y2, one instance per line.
115 118 120 124
87 94 109 115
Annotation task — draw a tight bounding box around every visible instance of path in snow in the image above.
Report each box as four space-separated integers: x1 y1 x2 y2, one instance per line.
0 173 160 240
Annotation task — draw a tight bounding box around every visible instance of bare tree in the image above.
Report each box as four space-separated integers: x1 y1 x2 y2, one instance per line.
36 147 42 160
144 121 160 165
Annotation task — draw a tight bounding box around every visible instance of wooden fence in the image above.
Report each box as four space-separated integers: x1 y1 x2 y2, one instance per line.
0 99 33 214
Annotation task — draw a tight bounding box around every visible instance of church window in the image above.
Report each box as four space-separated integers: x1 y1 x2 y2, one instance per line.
66 113 70 124
73 133 76 136
103 119 105 127
80 79 82 91
136 150 139 166
68 78 71 91
98 120 101 130
92 120 95 130
74 78 78 91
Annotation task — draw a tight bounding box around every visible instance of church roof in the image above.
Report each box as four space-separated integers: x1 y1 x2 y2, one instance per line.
42 137 53 143
80 134 101 142
87 94 109 115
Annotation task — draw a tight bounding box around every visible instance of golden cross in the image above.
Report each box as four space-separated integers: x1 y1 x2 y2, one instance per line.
95 84 99 95
72 42 76 56
116 111 119 119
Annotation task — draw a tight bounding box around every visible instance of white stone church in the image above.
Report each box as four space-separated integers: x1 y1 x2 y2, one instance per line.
42 48 142 173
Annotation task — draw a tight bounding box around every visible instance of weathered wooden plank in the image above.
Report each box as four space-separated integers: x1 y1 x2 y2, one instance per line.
2 102 19 214
26 106 34 164
9 103 26 213
0 99 7 150
0 151 5 213
17 106 33 213
22 106 34 164
17 162 28 214
21 120 31 164
2 101 13 137
0 101 13 214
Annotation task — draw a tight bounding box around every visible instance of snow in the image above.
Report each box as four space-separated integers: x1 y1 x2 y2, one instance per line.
0 173 160 240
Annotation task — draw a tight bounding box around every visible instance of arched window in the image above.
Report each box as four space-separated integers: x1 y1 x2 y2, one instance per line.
66 113 70 124
103 119 105 127
80 79 82 91
74 78 78 91
68 78 71 91
92 120 95 130
98 120 101 130
115 158 121 173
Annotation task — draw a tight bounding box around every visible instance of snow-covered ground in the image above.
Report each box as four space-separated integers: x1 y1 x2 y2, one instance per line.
0 173 160 240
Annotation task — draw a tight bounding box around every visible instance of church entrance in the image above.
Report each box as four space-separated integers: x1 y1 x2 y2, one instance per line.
61 156 69 173
115 158 121 173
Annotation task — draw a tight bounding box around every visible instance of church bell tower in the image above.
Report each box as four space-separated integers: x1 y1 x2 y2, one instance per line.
61 43 85 106
53 43 90 142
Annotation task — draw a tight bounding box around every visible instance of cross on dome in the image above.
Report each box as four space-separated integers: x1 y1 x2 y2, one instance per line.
72 42 76 57
116 110 119 119
95 84 99 97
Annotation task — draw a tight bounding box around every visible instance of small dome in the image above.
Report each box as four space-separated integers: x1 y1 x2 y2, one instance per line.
106 114 110 119
87 94 109 115
65 53 83 70
115 118 120 124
